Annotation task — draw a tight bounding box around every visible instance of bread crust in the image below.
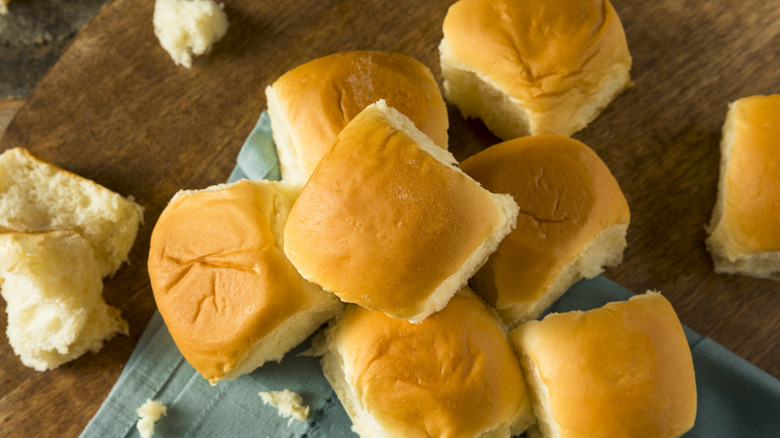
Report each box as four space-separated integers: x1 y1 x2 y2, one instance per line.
266 51 449 185
283 101 518 322
460 136 629 327
0 147 144 278
440 0 631 138
148 179 341 384
706 94 780 279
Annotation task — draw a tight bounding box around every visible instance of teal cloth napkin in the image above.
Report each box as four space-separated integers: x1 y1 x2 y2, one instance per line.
81 112 780 438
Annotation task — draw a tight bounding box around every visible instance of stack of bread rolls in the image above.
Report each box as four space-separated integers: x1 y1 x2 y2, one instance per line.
320 288 535 437
147 0 701 435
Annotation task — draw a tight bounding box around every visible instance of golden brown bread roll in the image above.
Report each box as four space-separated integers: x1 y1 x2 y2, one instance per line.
148 179 342 384
321 287 534 438
439 0 631 139
510 292 697 438
460 135 629 327
283 100 518 323
266 50 449 186
706 94 780 279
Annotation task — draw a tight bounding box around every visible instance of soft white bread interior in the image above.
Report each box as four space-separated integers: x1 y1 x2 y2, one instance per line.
510 292 697 438
0 230 129 371
321 288 534 438
259 389 310 424
283 100 519 322
0 147 144 278
153 0 229 69
136 399 167 438
266 51 449 186
706 94 780 279
460 135 629 328
147 179 343 384
439 0 631 139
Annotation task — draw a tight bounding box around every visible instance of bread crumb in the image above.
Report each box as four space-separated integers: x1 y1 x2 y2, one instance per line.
0 0 9 15
136 399 167 438
259 389 309 425
153 0 228 68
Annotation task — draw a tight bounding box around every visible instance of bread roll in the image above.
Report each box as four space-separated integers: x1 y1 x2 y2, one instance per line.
0 147 144 278
148 179 343 384
439 0 631 139
321 288 534 438
266 51 449 186
706 94 780 279
283 100 519 322
460 136 629 327
510 292 697 438
0 230 128 371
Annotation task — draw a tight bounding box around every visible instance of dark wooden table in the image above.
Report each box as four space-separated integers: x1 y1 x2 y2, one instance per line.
0 0 778 436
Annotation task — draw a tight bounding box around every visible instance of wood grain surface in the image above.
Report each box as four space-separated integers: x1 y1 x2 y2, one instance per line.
0 99 23 133
0 0 778 436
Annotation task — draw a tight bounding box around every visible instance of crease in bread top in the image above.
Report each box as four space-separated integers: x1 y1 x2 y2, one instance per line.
460 136 629 327
153 0 229 69
148 179 341 384
322 288 534 438
265 51 449 186
283 100 519 323
442 0 628 106
439 0 631 138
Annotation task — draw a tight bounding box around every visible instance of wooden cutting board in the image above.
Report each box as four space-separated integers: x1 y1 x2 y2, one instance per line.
0 0 778 436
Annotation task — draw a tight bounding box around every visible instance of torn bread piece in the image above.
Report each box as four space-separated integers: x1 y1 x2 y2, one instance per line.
321 288 534 438
137 399 168 438
0 230 129 371
0 147 141 370
0 147 144 278
259 389 310 425
153 0 228 68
